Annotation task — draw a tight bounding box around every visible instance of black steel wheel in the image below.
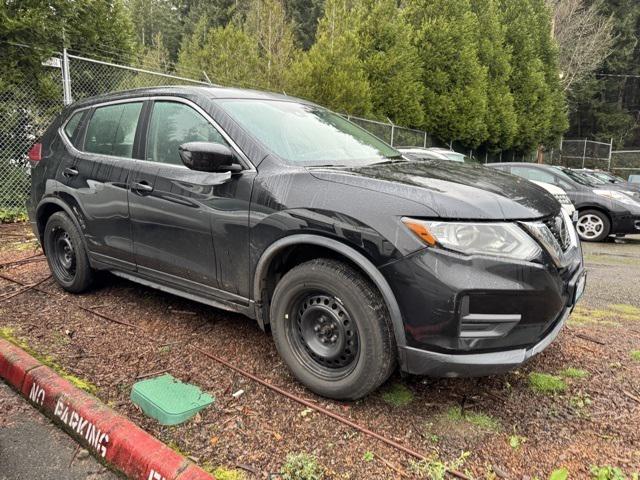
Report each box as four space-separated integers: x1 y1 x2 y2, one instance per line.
270 258 396 400
44 212 94 293
288 293 360 380
49 227 76 282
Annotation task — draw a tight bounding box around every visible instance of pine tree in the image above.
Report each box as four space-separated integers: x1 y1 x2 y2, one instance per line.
501 0 567 151
176 20 262 88
244 0 298 90
139 32 172 72
404 0 489 147
287 0 372 115
354 0 424 126
471 0 517 149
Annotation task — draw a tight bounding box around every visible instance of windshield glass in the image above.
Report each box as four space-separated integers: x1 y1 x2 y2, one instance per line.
556 167 600 186
218 99 400 167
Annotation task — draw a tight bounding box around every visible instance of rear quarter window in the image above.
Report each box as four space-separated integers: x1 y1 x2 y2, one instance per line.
63 111 86 146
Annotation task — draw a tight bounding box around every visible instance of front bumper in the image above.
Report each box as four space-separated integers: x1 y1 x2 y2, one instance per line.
382 238 584 376
611 211 640 235
400 306 571 376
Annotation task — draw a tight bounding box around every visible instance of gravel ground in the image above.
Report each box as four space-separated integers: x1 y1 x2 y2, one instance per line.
0 223 638 479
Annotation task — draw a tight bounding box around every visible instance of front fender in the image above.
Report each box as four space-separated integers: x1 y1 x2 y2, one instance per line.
253 234 408 356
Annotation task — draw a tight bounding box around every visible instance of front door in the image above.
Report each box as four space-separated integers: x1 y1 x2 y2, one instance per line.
128 99 254 304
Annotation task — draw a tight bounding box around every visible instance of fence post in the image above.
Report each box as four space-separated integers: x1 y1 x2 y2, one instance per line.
582 139 587 168
423 132 427 148
387 118 395 146
62 48 72 105
608 138 613 171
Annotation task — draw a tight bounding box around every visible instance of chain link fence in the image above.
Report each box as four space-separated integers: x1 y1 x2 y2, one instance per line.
0 65 63 218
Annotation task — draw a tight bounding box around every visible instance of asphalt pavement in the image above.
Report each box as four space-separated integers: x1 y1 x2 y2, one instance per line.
0 381 118 480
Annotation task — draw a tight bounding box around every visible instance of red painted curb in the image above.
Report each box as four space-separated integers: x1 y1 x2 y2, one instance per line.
0 339 215 480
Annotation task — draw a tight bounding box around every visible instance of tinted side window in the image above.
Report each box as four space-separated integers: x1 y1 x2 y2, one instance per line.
64 111 84 144
146 101 227 165
511 167 556 183
85 102 142 158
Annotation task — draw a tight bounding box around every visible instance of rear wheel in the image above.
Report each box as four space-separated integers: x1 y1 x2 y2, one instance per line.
44 212 94 293
576 209 610 242
270 259 396 400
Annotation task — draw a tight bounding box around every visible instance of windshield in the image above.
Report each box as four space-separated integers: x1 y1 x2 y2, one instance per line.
556 167 600 187
218 99 400 167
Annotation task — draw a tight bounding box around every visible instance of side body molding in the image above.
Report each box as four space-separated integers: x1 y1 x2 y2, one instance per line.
252 234 408 354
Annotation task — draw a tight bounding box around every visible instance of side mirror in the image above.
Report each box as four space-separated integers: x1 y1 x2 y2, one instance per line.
178 142 242 173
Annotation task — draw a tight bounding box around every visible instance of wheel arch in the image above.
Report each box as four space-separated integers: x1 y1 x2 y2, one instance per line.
35 198 85 253
253 234 407 349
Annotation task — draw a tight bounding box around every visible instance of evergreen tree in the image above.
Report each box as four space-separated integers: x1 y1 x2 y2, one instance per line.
127 0 182 62
284 0 324 50
501 0 567 150
176 19 262 87
139 32 172 72
567 0 640 147
287 0 372 115
471 0 517 149
404 0 489 147
355 0 424 126
244 0 298 90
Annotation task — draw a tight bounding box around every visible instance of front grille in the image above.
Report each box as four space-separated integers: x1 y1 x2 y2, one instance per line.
543 214 571 251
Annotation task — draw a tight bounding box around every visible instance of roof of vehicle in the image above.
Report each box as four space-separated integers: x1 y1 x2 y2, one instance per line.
68 85 311 109
486 162 554 168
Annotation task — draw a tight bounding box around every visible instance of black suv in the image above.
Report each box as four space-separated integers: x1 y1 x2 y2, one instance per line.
28 87 585 400
488 162 640 242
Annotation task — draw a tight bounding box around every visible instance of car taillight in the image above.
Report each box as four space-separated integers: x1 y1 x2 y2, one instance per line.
28 142 42 162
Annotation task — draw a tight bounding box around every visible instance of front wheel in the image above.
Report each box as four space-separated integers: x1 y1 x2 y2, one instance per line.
270 259 396 400
576 209 611 242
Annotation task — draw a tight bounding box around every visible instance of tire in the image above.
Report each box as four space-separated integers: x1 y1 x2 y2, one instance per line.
44 211 94 293
576 209 611 242
270 258 396 400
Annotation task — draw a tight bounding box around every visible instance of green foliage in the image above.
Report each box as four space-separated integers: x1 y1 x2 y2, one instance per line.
528 372 567 394
509 434 526 450
0 209 28 223
631 350 640 362
284 0 324 50
243 0 298 90
362 451 374 462
500 0 567 151
281 452 324 480
470 0 517 149
381 383 414 407
287 0 372 114
177 20 262 87
567 2 640 148
446 406 500 431
404 0 488 147
355 0 424 126
560 367 589 379
590 465 626 480
409 451 470 480
549 468 569 480
211 467 245 480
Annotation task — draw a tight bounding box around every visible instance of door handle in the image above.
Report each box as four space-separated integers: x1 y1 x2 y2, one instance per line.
132 181 154 193
62 167 78 177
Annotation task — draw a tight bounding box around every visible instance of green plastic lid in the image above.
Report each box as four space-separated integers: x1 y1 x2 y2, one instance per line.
130 374 214 426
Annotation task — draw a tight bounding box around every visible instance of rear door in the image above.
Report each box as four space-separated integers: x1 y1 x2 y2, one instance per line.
57 100 144 269
128 98 254 303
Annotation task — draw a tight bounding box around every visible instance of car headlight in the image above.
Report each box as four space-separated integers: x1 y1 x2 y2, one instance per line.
402 218 541 261
594 189 640 207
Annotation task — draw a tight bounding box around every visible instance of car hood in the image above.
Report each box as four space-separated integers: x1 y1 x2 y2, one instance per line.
308 160 560 220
